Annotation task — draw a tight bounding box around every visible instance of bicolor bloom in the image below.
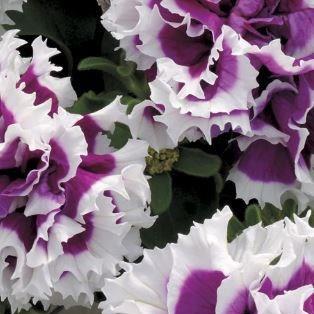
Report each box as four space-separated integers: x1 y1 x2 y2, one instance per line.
160 0 314 58
228 49 314 208
102 1 259 145
120 100 175 151
252 213 314 314
100 206 314 314
101 0 156 70
0 30 76 114
103 0 314 67
110 0 314 208
0 31 154 311
102 0 314 183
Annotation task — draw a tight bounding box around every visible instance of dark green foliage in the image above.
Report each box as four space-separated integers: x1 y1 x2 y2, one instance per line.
149 173 173 215
141 172 220 248
173 147 222 178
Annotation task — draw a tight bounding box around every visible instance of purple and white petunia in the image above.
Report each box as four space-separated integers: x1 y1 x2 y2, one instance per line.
0 31 155 311
103 0 314 67
0 30 76 113
18 36 77 113
104 0 259 111
102 0 259 146
104 7 257 145
228 61 314 207
100 206 314 314
102 0 314 79
161 0 314 58
101 0 156 70
124 100 175 151
102 0 314 208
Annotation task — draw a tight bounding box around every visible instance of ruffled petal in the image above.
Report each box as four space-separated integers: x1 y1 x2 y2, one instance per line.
127 100 175 150
19 37 77 113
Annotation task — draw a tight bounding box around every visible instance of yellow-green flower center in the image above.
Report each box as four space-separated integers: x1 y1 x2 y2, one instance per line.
145 147 179 175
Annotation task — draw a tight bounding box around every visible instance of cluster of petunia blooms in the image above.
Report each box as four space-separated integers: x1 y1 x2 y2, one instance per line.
101 206 314 314
103 0 314 209
0 30 155 311
2 0 314 313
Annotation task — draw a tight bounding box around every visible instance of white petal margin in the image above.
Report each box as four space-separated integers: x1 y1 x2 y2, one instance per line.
101 0 142 40
127 100 176 151
0 30 26 74
252 285 314 314
216 221 286 314
148 25 258 118
99 206 314 314
101 0 156 70
26 37 77 108
228 165 299 208
150 78 251 145
166 207 238 314
0 0 26 25
101 246 172 314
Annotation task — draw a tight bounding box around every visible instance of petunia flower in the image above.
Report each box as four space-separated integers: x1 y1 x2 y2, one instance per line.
160 0 314 56
228 53 314 207
145 25 257 146
123 100 176 151
100 206 303 314
102 0 314 208
103 0 314 71
102 1 259 145
0 31 155 311
0 30 76 114
100 206 314 314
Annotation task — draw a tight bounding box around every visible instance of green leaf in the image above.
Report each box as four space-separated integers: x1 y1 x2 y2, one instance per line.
117 63 136 77
261 203 283 226
214 173 224 194
270 254 282 265
173 147 221 178
0 301 8 314
282 199 297 221
5 0 98 72
69 91 120 115
257 200 298 226
78 57 150 99
309 209 314 227
78 57 116 72
108 122 132 149
245 204 262 226
121 96 142 114
227 216 245 242
149 173 172 215
19 309 42 314
141 173 219 249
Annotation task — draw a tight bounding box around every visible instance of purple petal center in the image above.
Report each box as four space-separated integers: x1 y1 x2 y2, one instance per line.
175 270 225 314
